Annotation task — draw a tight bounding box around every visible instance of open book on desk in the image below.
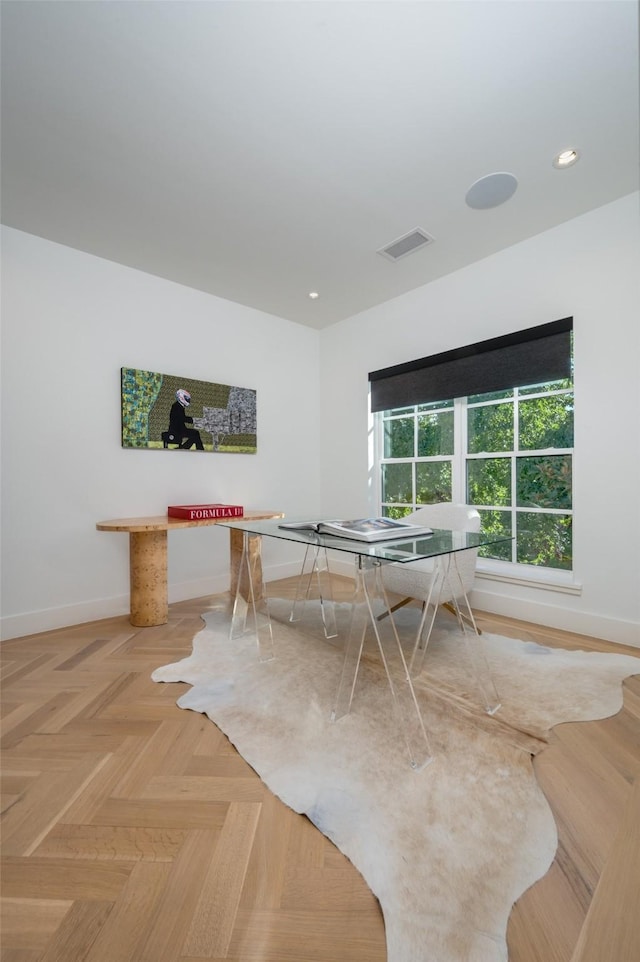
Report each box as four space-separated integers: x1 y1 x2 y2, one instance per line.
279 517 433 542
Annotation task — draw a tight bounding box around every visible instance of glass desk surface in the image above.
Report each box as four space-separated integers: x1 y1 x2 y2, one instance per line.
220 516 512 771
218 517 512 562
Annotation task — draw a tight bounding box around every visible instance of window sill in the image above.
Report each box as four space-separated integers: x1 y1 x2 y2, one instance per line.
475 560 582 595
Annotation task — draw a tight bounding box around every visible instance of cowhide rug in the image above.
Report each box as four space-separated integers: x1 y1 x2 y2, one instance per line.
152 597 639 962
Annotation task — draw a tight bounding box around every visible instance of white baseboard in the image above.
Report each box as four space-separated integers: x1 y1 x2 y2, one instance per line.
1 594 133 641
3 560 638 649
469 586 639 649
329 556 639 649
0 560 309 642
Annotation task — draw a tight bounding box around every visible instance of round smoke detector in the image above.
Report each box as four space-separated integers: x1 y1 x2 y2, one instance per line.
465 172 519 209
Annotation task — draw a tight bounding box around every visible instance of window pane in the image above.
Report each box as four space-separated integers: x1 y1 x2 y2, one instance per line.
518 378 572 395
477 509 512 561
467 403 513 453
417 411 454 456
416 461 452 504
417 399 453 412
517 512 572 569
378 352 574 575
516 455 572 509
384 417 414 458
468 389 513 403
466 458 511 506
382 505 413 520
519 393 574 450
381 462 412 504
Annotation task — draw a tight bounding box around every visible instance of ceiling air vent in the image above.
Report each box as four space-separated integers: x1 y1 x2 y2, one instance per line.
378 228 434 262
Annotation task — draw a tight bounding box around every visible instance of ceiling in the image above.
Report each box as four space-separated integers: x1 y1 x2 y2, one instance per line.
1 1 638 330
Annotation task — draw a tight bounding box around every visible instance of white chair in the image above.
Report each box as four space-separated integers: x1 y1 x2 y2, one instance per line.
381 502 481 627
380 502 499 712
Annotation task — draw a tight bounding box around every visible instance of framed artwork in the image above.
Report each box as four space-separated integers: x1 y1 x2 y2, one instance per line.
121 367 257 453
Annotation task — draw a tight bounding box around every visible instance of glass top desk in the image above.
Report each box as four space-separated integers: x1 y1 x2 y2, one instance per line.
219 518 512 770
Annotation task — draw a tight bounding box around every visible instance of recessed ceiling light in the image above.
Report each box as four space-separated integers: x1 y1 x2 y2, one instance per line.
308 291 319 299
553 149 580 169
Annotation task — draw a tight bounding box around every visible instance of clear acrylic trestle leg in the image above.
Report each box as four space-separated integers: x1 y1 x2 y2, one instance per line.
229 530 274 662
331 556 433 771
289 543 338 639
410 553 501 714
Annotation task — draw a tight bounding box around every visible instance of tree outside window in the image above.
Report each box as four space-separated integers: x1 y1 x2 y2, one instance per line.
378 376 573 570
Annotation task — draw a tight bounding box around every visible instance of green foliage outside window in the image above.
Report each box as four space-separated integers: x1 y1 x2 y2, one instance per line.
467 458 511 506
476 509 512 561
418 411 454 456
467 403 513 453
517 512 572 569
383 505 413 520
519 393 573 449
381 460 452 511
416 462 452 504
518 376 572 396
381 462 412 504
468 389 514 403
380 375 573 570
417 399 453 411
466 388 573 567
516 455 572 509
383 418 414 458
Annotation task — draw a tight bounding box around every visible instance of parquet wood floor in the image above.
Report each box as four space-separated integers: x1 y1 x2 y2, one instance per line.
1 578 639 961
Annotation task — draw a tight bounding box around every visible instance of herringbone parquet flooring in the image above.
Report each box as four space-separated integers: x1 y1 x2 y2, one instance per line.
1 580 639 962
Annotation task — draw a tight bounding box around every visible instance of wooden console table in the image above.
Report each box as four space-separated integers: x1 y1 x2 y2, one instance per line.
96 510 284 627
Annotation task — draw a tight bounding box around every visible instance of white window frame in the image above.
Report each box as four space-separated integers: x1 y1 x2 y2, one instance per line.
374 385 580 592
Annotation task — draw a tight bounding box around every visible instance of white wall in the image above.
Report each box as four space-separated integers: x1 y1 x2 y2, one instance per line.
1 227 322 639
319 194 640 646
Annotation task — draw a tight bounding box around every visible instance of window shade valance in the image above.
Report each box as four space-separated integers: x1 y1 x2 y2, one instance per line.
368 317 573 413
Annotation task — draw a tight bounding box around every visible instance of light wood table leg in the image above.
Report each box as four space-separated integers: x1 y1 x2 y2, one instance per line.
129 530 168 626
229 528 264 602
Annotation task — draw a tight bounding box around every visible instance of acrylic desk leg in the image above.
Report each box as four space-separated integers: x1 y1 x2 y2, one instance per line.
332 557 432 771
229 528 265 602
446 555 501 714
129 530 168 627
230 531 274 661
290 544 337 639
412 555 500 714
408 564 444 677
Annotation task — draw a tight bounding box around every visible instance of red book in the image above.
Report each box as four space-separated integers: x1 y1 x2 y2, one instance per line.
167 503 244 521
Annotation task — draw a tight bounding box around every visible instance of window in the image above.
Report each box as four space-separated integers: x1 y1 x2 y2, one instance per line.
371 319 574 572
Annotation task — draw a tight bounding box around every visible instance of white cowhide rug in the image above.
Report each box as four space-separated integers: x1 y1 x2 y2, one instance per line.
152 597 639 962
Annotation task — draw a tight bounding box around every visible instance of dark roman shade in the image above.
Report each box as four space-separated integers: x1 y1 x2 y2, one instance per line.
369 317 573 413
